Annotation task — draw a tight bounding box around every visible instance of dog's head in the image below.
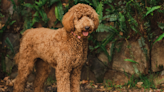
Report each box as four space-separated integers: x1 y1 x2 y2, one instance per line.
62 3 99 38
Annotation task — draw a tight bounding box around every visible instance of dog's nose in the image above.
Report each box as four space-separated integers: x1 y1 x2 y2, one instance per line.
85 26 90 30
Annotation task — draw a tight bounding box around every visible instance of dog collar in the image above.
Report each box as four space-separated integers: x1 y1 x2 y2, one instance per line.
71 32 81 39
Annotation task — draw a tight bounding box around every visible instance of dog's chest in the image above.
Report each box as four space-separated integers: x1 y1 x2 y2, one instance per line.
68 39 88 65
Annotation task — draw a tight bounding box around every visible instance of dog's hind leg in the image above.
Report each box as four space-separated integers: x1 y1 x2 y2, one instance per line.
13 57 35 92
34 59 50 92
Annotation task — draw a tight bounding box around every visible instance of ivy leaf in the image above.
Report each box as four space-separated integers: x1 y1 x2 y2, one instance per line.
96 24 112 32
49 0 60 7
92 0 99 8
100 45 111 62
33 12 39 17
39 10 49 22
124 59 138 64
96 2 103 22
145 6 161 17
153 33 164 44
109 14 117 21
74 0 78 4
158 22 164 30
5 37 15 55
9 20 16 26
32 16 40 26
55 2 64 21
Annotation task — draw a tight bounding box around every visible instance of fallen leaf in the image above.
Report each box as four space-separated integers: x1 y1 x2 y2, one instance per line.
107 87 113 90
136 82 143 88
4 86 7 90
128 85 130 88
100 86 104 89
3 77 9 81
80 80 88 84
94 84 98 88
119 31 123 36
0 88 5 91
0 84 4 88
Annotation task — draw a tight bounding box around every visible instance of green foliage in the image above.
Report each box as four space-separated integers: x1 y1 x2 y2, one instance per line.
0 18 15 73
158 22 164 31
55 2 64 22
125 74 156 89
124 59 138 64
96 2 103 22
139 74 156 89
0 13 4 18
153 23 164 44
154 33 164 44
46 76 56 84
104 79 123 89
24 1 49 26
145 6 161 17
5 38 15 55
0 19 16 33
126 74 136 88
88 0 163 74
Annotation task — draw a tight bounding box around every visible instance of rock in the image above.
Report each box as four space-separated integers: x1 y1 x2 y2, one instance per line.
98 39 148 75
161 70 164 76
104 70 129 85
151 40 164 72
98 53 108 64
81 65 97 82
82 55 106 83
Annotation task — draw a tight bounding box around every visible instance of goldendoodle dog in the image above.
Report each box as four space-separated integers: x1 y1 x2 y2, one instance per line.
13 3 99 92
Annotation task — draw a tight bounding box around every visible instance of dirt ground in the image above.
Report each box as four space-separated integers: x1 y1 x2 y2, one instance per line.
0 79 163 92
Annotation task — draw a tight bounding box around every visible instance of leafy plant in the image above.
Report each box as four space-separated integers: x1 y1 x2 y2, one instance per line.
5 37 15 55
0 19 16 34
20 0 61 33
0 19 15 73
55 1 64 22
46 76 56 84
139 74 155 89
154 33 164 44
24 0 49 26
153 23 164 44
145 6 161 17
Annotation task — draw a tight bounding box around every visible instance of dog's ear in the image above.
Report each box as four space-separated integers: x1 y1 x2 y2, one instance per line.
93 12 99 31
62 11 75 32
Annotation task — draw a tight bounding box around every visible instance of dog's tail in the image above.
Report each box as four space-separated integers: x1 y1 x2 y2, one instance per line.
14 52 20 64
14 29 32 64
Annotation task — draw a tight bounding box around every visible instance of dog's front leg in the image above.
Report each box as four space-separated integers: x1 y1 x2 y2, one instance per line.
70 66 82 92
55 67 71 92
